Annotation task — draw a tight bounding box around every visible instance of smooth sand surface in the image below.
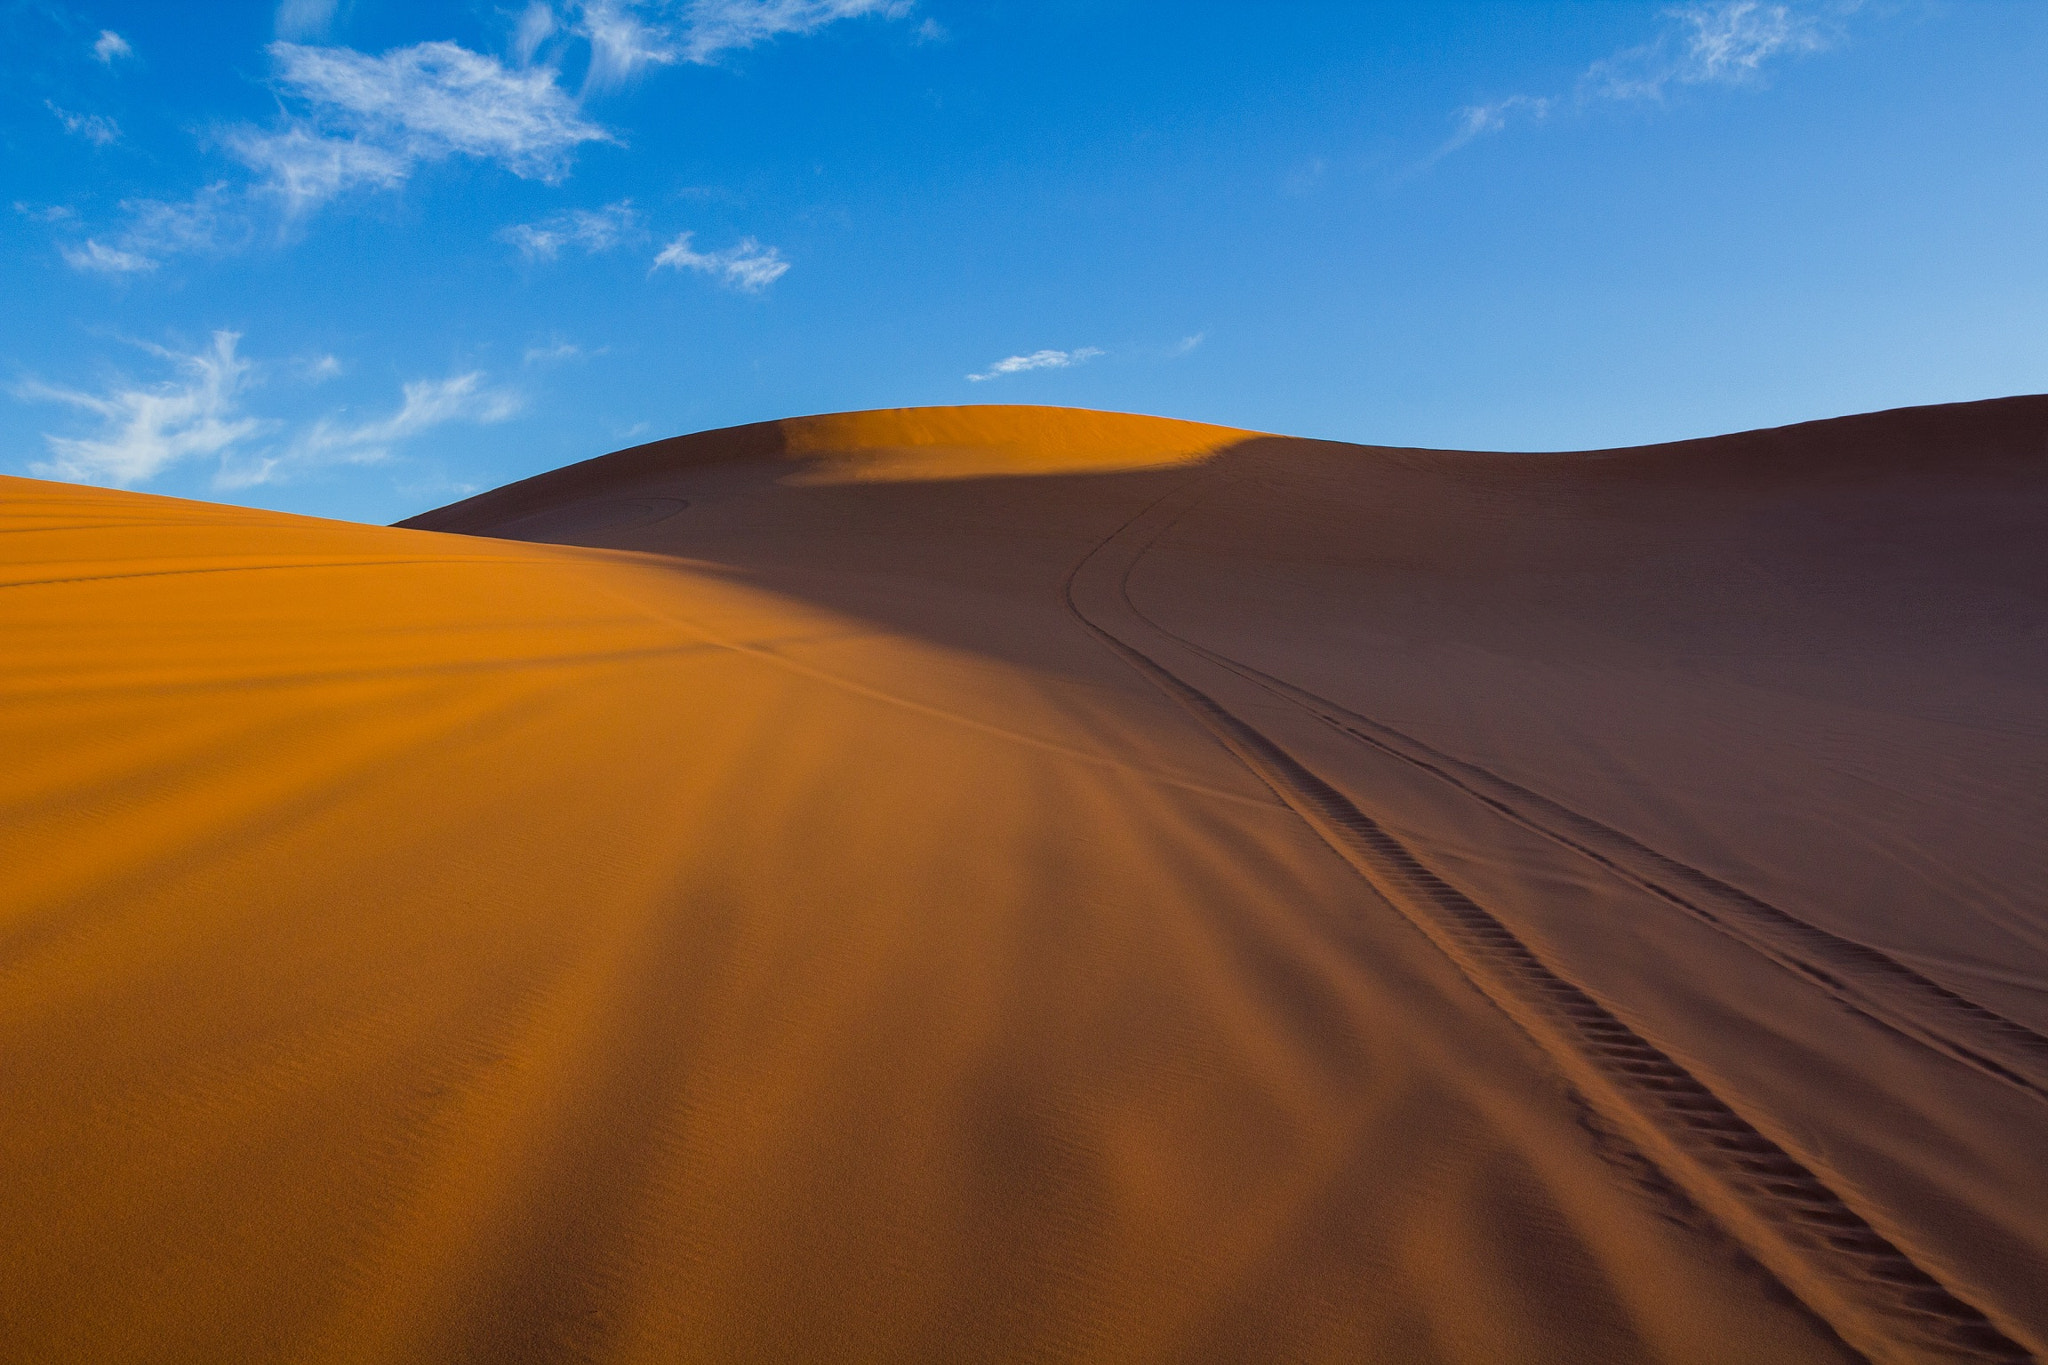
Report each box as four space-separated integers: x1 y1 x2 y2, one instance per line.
4 401 2045 1361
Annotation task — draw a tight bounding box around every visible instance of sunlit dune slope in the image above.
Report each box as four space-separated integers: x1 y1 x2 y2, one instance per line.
6 399 2048 1363
405 404 1252 538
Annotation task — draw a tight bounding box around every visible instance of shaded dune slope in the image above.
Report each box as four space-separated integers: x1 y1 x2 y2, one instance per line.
5 400 2046 1362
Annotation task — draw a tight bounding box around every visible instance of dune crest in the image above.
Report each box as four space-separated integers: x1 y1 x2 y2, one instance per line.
6 398 2047 1361
776 405 1254 483
405 405 1251 535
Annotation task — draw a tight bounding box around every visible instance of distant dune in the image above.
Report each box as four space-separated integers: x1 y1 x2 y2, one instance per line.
5 399 2046 1362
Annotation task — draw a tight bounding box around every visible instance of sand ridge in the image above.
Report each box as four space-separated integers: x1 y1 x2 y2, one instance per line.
5 399 2046 1361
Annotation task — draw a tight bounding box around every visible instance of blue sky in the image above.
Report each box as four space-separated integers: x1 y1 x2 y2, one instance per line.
4 1 2045 523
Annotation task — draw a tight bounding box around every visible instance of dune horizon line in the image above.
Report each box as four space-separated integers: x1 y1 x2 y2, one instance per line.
397 390 2048 534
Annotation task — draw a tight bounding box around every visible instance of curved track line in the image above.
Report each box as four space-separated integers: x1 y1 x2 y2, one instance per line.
1165 644 2048 1106
1062 476 2035 1364
572 570 1284 814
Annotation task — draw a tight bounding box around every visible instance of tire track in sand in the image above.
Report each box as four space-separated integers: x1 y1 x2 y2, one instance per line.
1161 644 2048 1108
1061 475 2036 1364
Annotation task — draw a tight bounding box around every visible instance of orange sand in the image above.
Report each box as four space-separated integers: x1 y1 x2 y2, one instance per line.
3 401 2044 1361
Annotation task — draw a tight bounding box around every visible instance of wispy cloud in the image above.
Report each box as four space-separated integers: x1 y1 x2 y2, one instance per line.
262 372 523 485
1172 332 1206 357
578 0 684 86
1439 2 1845 156
652 231 789 290
515 1 562 63
1440 94 1551 157
679 0 911 62
1588 0 1831 101
219 126 408 212
58 184 245 275
966 347 1103 383
47 101 120 146
500 200 640 259
93 30 132 64
125 189 244 255
16 335 524 489
524 339 585 364
19 333 267 485
567 0 912 84
1677 0 1832 82
59 240 156 275
275 0 339 40
238 41 613 206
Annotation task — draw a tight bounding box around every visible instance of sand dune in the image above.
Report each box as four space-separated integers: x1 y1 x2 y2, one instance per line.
4 400 2045 1361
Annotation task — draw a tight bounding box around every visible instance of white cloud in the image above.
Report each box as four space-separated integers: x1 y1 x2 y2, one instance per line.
1675 1 1830 84
261 371 523 484
679 0 910 62
514 1 562 64
500 200 639 259
120 187 244 256
59 184 245 275
1441 2 1840 157
570 0 910 80
20 333 267 485
17 335 525 489
579 0 683 86
93 30 132 64
524 340 583 364
267 41 611 179
47 102 120 146
213 41 611 218
1172 332 1205 357
1588 1 1829 101
60 240 155 274
966 347 1103 383
221 125 410 212
652 231 789 290
1441 94 1551 154
275 0 339 40
16 202 78 223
